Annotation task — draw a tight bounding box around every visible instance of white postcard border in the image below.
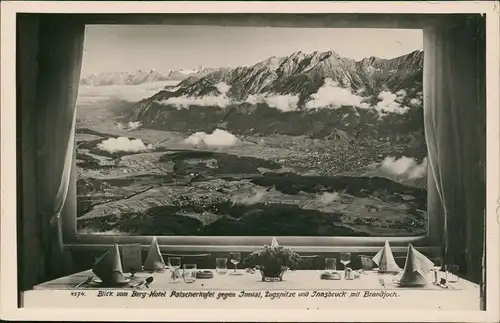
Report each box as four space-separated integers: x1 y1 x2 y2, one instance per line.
1 1 499 322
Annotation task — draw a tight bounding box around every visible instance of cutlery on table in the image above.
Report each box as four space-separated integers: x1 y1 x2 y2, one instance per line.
131 276 154 289
74 277 93 288
433 281 455 289
131 281 145 288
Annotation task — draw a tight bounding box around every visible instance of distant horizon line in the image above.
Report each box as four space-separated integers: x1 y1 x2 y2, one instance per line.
81 48 423 77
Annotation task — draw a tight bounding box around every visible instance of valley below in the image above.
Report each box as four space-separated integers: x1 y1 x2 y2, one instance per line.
76 100 427 237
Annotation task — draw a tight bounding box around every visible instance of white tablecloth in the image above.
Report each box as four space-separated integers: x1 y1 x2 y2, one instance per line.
24 269 480 310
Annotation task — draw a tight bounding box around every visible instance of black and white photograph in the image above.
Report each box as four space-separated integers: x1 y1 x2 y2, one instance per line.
76 25 427 237
1 1 499 322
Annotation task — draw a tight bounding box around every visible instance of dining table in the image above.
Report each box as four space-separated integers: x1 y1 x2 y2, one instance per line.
22 268 481 310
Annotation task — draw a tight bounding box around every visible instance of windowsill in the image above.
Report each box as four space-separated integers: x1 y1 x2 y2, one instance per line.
65 234 441 255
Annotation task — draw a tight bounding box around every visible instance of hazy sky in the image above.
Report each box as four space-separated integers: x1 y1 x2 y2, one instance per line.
81 25 423 76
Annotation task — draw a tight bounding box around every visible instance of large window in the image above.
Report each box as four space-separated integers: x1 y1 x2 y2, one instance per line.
74 25 429 241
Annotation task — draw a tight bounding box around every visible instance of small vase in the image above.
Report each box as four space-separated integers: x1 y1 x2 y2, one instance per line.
259 267 285 282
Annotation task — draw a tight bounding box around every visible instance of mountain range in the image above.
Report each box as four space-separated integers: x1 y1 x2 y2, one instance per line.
79 67 214 86
124 50 424 143
167 49 423 101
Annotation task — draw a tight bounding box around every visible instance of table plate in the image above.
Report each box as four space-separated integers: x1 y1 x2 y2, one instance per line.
92 278 132 286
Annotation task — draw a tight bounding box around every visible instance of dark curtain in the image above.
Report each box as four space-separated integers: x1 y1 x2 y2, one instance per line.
423 15 486 306
17 14 85 291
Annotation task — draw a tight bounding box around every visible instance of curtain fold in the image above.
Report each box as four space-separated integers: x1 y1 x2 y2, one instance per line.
32 17 85 283
17 14 42 292
53 108 77 218
423 14 486 301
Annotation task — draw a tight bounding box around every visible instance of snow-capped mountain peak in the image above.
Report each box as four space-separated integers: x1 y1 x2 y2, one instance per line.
178 66 204 74
129 49 423 126
80 66 214 86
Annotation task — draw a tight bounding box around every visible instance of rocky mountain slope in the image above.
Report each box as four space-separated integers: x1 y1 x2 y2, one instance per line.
126 50 424 143
133 49 422 101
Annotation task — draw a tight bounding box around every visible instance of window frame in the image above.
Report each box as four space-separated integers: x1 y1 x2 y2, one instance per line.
61 13 454 256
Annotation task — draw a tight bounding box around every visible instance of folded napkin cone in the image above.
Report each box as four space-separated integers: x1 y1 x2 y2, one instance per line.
398 244 435 287
372 240 401 273
92 244 127 284
143 236 166 271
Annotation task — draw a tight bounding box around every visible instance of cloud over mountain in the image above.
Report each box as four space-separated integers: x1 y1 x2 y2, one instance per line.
184 129 239 147
380 156 428 179
116 121 142 131
160 82 232 109
305 78 369 110
375 90 410 115
97 137 154 153
245 93 300 112
264 94 300 112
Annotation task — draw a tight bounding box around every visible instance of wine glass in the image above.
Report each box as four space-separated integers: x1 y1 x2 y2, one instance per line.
167 257 181 283
129 268 137 279
229 252 242 275
340 252 351 270
445 264 460 284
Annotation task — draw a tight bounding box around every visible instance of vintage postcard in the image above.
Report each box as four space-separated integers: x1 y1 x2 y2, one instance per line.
1 1 499 322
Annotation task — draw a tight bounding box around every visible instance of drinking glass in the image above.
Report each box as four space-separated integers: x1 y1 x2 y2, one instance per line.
325 258 337 273
183 264 197 283
229 252 242 275
340 252 351 270
216 257 228 275
167 257 181 283
445 264 460 284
